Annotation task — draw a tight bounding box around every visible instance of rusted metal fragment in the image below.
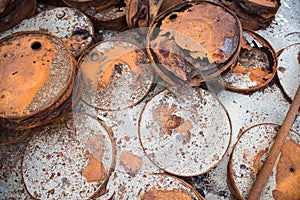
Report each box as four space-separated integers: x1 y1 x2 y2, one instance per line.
228 123 300 199
63 0 120 12
141 187 192 200
85 1 127 31
22 112 116 199
272 140 300 200
147 1 242 86
221 30 277 93
0 31 76 130
277 43 300 101
221 0 281 30
139 86 231 176
0 7 94 58
126 0 185 29
0 0 36 33
79 39 154 111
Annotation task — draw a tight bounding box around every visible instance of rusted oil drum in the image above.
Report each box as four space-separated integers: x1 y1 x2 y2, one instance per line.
220 30 277 93
78 39 154 111
146 1 242 86
0 0 36 33
22 112 116 199
0 7 94 58
221 0 281 30
228 123 300 200
0 31 77 130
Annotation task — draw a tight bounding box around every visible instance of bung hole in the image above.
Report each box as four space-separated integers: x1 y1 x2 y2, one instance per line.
31 41 42 50
169 14 178 21
290 167 295 173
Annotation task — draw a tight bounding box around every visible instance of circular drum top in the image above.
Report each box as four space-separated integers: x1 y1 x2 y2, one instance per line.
139 86 232 176
0 31 75 118
229 123 300 200
147 1 242 86
79 40 154 111
22 112 115 199
277 43 300 101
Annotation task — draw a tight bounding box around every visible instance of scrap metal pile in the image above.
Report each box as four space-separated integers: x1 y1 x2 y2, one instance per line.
1 0 299 199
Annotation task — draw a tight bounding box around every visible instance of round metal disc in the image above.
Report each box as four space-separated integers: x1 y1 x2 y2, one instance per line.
22 112 115 199
0 31 75 119
228 123 300 199
0 126 33 146
79 40 154 111
139 86 232 176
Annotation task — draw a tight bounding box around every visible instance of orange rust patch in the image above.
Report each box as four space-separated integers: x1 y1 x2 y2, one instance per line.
141 187 192 200
249 68 273 84
273 140 300 200
81 45 142 89
120 151 143 172
248 0 277 7
0 35 54 116
159 3 239 63
83 153 107 182
252 147 269 175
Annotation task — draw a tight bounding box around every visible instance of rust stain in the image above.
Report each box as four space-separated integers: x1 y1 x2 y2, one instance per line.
0 35 54 115
273 140 300 200
158 3 239 63
165 114 183 135
83 153 107 182
120 151 143 172
81 45 142 89
252 147 269 175
141 187 192 200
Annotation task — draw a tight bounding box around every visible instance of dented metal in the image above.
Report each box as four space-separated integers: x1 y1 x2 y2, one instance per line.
147 1 242 86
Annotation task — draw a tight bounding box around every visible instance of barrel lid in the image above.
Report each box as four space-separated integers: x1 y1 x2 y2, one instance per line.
0 31 75 119
22 112 116 199
139 86 232 176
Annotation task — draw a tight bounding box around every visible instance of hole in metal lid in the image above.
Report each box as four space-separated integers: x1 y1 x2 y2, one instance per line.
31 41 42 51
91 52 99 61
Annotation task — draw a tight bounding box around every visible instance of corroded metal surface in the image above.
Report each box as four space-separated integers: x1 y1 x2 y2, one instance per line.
22 112 115 199
228 123 300 199
277 43 300 101
139 86 231 176
108 173 204 199
79 39 154 111
0 0 299 199
220 0 281 30
0 31 76 129
147 1 242 86
221 30 277 93
0 7 94 58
